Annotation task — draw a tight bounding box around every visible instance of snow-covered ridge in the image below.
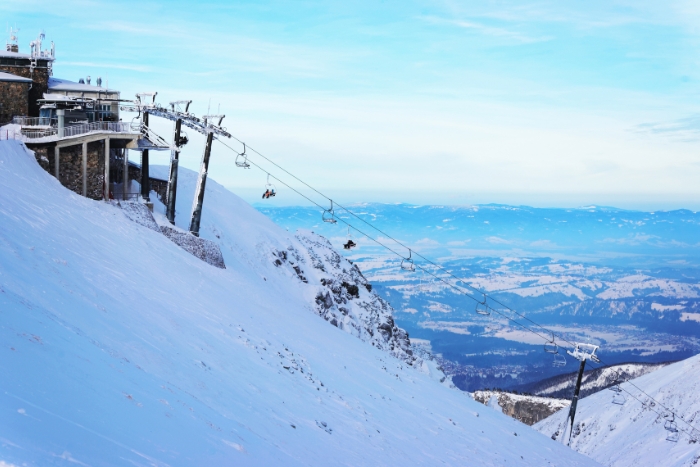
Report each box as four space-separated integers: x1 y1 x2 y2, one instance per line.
0 141 595 466
473 390 569 426
520 362 670 400
535 354 700 467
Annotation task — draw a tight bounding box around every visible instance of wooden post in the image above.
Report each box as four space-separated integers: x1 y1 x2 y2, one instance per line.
82 141 87 197
189 131 213 237
166 118 181 224
104 138 110 200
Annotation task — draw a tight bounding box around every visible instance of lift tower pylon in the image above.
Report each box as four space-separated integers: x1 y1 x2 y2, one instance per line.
189 114 224 237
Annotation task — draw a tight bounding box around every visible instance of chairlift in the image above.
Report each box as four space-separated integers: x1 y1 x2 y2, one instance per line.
609 384 626 405
664 413 678 432
235 143 250 169
544 334 558 354
567 342 600 363
262 173 276 199
322 200 337 224
401 249 415 272
178 131 189 147
343 226 356 250
664 413 680 442
553 353 567 367
475 295 490 316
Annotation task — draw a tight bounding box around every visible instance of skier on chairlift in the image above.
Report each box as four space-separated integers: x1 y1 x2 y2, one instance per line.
343 239 356 250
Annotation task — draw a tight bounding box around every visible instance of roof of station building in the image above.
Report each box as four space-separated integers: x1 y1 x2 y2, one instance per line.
0 71 32 83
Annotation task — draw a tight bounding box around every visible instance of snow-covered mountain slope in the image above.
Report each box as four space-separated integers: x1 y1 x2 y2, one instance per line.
0 141 597 466
517 362 670 400
534 354 700 467
147 165 421 370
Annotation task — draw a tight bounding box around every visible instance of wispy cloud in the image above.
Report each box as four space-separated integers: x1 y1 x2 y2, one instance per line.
419 15 552 44
635 115 700 142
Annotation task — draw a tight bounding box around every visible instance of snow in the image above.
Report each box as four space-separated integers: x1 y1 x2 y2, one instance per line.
0 141 597 466
534 354 700 467
0 72 32 83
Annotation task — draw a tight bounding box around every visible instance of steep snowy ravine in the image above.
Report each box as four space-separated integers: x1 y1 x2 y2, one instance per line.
535 354 700 467
0 141 596 466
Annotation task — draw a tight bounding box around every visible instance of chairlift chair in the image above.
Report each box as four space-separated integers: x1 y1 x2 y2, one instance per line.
475 295 490 316
609 384 626 405
664 414 680 442
322 200 337 224
553 353 567 367
544 334 558 354
664 413 678 432
177 130 189 147
401 249 415 272
235 143 250 169
262 173 276 199
343 226 356 250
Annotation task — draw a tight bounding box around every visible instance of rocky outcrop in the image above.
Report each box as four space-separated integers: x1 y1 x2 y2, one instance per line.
160 225 226 269
271 231 417 366
473 390 569 426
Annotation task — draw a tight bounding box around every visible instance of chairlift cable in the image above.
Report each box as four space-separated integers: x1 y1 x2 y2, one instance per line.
213 136 700 437
215 139 555 339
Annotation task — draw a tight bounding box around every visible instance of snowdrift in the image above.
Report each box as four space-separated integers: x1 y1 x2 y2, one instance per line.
0 141 596 466
534 355 700 467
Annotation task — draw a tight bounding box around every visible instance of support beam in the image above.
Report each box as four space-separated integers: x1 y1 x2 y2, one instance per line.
82 141 87 197
54 145 59 179
166 118 182 224
140 111 150 201
123 149 129 201
189 131 213 237
103 138 110 200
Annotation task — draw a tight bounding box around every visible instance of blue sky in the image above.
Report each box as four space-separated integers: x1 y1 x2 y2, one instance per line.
6 1 700 209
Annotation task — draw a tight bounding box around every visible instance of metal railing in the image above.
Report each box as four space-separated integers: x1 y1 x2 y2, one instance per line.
22 127 58 139
62 121 135 138
12 116 57 127
2 121 138 142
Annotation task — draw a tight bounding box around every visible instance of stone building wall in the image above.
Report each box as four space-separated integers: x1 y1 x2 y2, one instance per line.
0 81 29 124
30 141 105 200
56 142 106 200
0 60 50 117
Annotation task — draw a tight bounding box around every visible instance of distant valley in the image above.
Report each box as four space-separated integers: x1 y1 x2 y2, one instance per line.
259 203 700 391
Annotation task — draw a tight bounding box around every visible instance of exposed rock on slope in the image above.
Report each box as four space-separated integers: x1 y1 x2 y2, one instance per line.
272 231 416 366
473 390 569 426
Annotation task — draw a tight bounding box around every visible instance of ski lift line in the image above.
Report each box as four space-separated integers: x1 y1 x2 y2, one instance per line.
585 359 700 436
215 137 581 350
214 137 564 347
213 138 700 437
611 382 700 441
215 138 565 336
